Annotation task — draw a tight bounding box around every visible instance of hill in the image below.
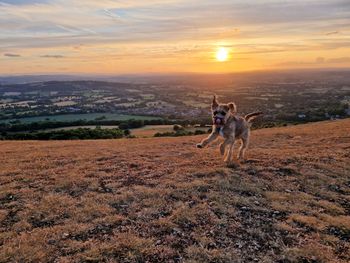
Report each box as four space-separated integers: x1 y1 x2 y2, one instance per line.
0 120 349 262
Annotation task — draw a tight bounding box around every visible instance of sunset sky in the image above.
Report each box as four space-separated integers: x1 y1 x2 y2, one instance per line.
1 0 350 75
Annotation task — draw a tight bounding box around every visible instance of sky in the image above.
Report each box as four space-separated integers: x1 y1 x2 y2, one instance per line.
1 0 350 75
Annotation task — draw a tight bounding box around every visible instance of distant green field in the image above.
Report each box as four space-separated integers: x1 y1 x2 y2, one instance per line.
1 113 161 124
131 125 209 137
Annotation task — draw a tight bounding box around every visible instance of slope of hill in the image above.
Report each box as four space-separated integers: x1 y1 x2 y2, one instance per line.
0 120 349 262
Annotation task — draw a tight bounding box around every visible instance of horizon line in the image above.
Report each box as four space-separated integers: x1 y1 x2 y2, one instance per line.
2 67 350 78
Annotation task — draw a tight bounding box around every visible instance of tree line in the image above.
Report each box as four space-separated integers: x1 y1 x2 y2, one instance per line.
1 127 126 140
0 118 211 133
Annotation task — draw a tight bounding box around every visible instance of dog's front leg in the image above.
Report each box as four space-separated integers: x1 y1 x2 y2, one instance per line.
219 141 227 155
220 136 233 156
196 131 218 148
223 137 235 166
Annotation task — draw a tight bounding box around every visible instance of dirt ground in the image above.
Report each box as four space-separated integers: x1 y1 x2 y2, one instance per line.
0 119 349 262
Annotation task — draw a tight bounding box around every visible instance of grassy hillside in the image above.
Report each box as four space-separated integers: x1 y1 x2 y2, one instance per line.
0 120 349 262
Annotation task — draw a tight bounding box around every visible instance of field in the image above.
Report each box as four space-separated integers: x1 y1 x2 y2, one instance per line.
1 113 161 124
131 125 209 138
131 125 174 137
0 120 349 262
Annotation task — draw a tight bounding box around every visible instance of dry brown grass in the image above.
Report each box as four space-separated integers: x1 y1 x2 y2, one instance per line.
0 119 349 262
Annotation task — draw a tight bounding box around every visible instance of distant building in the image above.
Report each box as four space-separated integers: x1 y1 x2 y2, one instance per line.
297 114 306 119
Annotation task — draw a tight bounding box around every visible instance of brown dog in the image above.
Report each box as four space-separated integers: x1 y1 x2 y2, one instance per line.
196 96 262 166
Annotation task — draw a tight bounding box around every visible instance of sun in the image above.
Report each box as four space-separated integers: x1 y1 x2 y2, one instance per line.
216 47 229 62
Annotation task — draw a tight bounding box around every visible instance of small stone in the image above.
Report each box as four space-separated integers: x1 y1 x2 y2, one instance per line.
47 239 56 245
172 227 181 234
62 233 70 238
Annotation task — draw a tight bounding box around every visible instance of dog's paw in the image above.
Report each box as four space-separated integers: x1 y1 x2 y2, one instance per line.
196 143 203 149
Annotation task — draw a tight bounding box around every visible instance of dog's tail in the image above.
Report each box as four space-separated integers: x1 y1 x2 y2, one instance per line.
245 111 263 122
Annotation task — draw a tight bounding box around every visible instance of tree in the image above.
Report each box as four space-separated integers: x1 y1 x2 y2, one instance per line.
124 129 131 136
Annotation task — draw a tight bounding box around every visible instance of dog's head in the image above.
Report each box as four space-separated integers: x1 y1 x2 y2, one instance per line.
211 96 236 126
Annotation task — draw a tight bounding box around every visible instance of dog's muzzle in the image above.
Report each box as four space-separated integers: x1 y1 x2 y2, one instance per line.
213 116 225 126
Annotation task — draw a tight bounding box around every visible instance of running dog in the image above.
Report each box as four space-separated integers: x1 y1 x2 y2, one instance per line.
196 96 262 165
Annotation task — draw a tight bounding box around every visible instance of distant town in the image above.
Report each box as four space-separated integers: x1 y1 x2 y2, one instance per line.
1 70 349 135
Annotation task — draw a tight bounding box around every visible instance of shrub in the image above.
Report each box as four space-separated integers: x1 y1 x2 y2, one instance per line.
173 124 184 131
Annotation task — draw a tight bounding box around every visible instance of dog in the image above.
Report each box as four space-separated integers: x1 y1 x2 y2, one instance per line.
196 96 262 166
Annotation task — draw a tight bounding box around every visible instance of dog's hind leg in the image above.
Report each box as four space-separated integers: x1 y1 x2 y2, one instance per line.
238 136 249 161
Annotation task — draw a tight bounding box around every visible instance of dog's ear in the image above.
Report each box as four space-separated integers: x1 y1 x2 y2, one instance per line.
228 102 237 113
212 95 218 110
